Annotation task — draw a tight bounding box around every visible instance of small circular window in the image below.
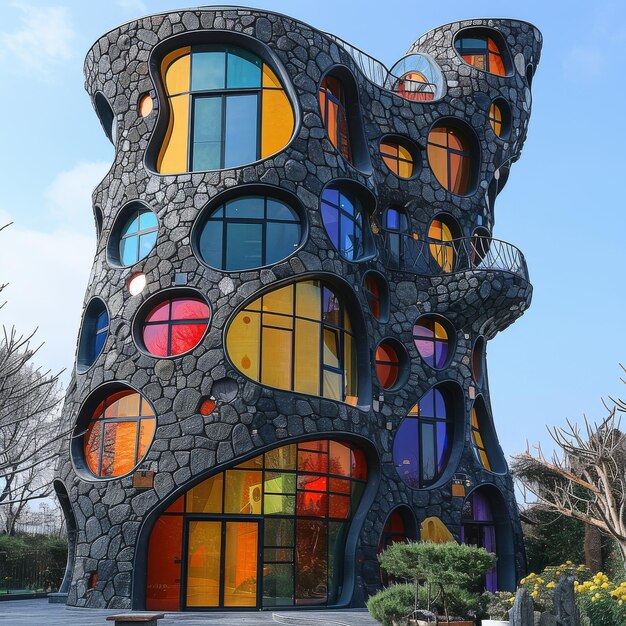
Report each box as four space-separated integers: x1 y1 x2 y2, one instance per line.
83 389 156 478
427 122 477 196
380 138 417 179
114 206 158 266
196 195 302 271
413 315 454 369
141 296 210 357
375 339 407 390
488 99 511 139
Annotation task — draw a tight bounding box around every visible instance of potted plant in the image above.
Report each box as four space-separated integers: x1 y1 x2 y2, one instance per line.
369 540 496 625
481 591 513 625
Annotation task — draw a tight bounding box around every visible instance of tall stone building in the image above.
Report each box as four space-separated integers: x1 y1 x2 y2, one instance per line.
54 7 541 611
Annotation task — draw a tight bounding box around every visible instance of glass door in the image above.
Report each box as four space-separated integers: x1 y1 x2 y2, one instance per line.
184 519 260 609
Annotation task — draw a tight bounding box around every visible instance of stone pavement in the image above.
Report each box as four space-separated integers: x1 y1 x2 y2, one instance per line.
0 599 378 625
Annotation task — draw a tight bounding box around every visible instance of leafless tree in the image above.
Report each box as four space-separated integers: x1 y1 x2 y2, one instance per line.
0 223 65 535
512 377 626 564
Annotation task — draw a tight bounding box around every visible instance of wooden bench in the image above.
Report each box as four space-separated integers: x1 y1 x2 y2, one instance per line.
106 614 165 626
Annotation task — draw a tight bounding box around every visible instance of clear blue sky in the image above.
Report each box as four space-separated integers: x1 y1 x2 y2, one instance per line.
0 0 624 464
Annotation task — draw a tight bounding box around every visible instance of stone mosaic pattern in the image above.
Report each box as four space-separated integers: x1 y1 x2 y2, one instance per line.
54 7 542 609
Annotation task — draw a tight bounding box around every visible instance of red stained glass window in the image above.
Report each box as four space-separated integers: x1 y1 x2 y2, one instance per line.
143 297 210 357
375 341 401 390
83 389 156 478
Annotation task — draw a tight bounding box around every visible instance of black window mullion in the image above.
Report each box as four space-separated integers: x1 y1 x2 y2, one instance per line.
220 94 226 169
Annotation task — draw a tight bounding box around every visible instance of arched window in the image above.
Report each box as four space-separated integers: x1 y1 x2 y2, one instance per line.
393 385 454 488
77 299 109 373
461 489 498 591
319 76 351 161
227 280 358 404
83 389 156 478
157 45 294 173
320 186 369 261
119 208 158 266
146 439 368 610
197 195 302 271
413 316 454 369
382 207 409 270
395 71 435 101
141 296 210 357
471 407 491 471
489 99 510 139
454 32 507 76
427 124 475 195
363 272 388 322
427 215 458 272
380 140 415 178
375 340 403 390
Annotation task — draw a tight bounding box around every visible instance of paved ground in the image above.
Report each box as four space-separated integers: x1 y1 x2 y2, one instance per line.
0 598 378 625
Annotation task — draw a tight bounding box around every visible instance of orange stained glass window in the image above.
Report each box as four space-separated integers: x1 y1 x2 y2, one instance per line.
489 102 503 137
454 34 507 76
395 71 435 101
427 217 456 272
226 280 358 403
363 273 382 320
375 341 401 390
145 439 368 609
427 125 473 195
157 46 294 174
380 140 414 178
83 389 156 477
470 406 492 471
319 76 351 162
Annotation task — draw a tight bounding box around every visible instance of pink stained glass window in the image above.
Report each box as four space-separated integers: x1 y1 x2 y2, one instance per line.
143 297 210 357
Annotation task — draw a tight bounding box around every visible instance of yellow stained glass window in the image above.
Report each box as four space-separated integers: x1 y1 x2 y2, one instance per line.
489 102 503 137
428 217 456 272
380 140 414 178
226 280 358 403
426 125 473 195
470 406 492 471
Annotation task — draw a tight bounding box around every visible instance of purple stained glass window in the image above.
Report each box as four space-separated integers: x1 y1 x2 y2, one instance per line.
393 386 453 489
413 317 453 369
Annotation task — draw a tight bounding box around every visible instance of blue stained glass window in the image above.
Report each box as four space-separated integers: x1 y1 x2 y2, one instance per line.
78 300 109 373
94 309 109 357
191 50 226 91
393 386 453 489
197 195 301 271
320 187 367 261
224 94 258 167
119 208 158 266
227 48 262 88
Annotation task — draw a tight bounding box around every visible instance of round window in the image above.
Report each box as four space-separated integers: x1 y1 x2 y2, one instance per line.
379 138 418 179
141 296 210 357
376 340 403 390
118 207 158 266
413 316 454 369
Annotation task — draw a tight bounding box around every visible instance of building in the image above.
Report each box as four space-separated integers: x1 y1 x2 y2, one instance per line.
53 7 542 611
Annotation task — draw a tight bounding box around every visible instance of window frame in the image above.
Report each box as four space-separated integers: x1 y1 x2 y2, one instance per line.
426 124 474 196
318 75 352 162
412 315 454 370
453 31 509 76
118 207 159 267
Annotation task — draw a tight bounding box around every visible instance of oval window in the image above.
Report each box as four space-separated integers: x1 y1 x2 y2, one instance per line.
380 138 417 179
197 195 302 271
319 75 351 162
375 339 406 391
83 389 156 478
363 272 389 322
227 280 359 404
142 296 210 357
413 315 454 369
156 45 294 174
77 298 109 373
118 207 158 266
393 385 454 488
489 98 511 139
427 122 477 196
472 336 485 385
427 215 460 272
454 30 508 76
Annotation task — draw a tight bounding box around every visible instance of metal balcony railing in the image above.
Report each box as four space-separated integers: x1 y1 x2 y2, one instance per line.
379 233 529 281
323 33 438 101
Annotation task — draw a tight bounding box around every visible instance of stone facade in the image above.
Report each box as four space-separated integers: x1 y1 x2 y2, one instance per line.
54 7 542 610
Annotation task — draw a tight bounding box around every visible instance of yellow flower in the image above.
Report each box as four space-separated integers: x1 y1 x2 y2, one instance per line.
547 582 555 589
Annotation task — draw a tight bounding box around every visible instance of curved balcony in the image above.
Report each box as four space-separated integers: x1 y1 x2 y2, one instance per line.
380 233 529 282
324 33 443 101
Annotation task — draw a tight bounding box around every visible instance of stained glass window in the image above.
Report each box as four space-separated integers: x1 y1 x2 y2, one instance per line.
470 406 492 471
226 280 358 404
142 297 210 357
198 196 301 271
145 439 367 610
472 336 485 385
320 186 368 261
119 208 158 266
427 125 473 195
380 140 414 178
78 299 109 372
83 389 156 478
375 341 401 390
413 316 452 369
363 273 387 321
454 33 507 76
393 386 453 488
157 45 294 173
318 76 351 162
